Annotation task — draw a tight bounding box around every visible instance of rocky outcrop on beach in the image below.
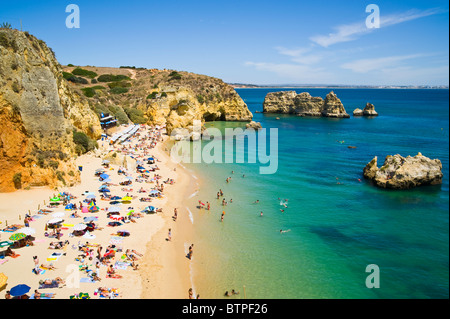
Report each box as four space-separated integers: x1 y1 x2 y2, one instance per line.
245 121 262 130
363 153 443 189
354 103 378 116
0 29 102 191
262 91 350 118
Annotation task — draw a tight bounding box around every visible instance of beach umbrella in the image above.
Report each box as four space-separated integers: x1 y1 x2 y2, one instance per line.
98 185 109 189
86 194 96 199
108 206 121 213
50 196 61 202
83 217 98 222
74 223 87 231
100 173 109 179
0 241 13 248
48 218 63 225
0 273 7 288
9 233 27 241
110 196 122 200
102 160 110 164
65 203 75 210
102 178 112 183
149 190 159 195
125 176 133 180
20 227 36 236
82 206 89 213
9 284 30 297
95 168 105 173
52 212 65 218
122 196 132 201
89 206 99 212
99 188 110 193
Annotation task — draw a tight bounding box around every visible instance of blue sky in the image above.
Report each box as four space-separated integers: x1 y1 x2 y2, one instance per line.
1 0 448 85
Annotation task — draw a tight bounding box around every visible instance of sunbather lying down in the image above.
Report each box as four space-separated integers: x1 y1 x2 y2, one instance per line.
33 290 55 299
39 277 65 287
49 240 69 249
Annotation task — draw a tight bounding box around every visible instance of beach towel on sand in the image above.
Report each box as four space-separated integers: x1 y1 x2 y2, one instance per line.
30 293 54 299
39 281 59 289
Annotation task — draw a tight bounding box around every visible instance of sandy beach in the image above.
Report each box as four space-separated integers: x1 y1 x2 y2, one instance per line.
0 125 196 299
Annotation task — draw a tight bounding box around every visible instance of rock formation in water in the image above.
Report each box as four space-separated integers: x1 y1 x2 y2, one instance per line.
245 121 262 130
354 103 378 116
363 153 443 189
263 91 350 118
0 29 102 191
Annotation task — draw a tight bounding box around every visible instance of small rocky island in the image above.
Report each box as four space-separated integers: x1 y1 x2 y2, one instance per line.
363 153 443 189
263 91 350 118
353 103 378 116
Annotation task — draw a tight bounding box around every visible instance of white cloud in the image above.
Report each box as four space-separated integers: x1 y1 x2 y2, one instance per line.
310 8 444 47
275 46 324 65
244 61 335 84
340 54 425 73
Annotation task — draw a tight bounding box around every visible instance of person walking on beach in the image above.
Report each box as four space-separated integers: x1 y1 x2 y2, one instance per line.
187 244 194 260
168 228 172 241
173 208 178 221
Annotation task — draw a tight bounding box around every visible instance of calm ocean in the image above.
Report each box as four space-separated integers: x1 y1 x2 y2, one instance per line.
182 88 449 299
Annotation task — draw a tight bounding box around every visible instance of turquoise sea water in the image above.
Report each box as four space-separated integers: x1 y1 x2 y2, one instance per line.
182 88 449 299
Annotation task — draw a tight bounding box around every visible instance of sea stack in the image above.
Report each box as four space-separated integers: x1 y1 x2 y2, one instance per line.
263 91 350 118
354 103 378 116
363 153 443 189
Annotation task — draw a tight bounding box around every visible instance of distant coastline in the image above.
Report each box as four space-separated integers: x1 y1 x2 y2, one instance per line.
230 83 449 89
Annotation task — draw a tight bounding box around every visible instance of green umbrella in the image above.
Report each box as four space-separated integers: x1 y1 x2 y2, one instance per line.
50 197 61 202
9 233 26 241
0 241 13 248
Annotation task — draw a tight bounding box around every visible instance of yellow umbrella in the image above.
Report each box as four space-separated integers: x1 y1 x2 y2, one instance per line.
0 273 7 289
121 196 132 201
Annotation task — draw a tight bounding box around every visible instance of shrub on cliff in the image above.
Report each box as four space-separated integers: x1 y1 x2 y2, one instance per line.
124 107 146 124
98 74 131 82
110 87 129 94
71 67 98 79
81 87 96 97
13 173 22 189
73 131 97 154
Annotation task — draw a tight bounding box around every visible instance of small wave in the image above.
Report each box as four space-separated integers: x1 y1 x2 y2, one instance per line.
188 191 199 199
186 207 194 224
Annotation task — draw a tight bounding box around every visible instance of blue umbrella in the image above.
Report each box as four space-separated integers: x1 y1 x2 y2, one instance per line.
98 185 109 189
102 178 112 183
110 196 122 200
99 189 110 193
100 173 109 179
149 190 159 194
65 203 74 210
84 216 98 222
10 284 31 297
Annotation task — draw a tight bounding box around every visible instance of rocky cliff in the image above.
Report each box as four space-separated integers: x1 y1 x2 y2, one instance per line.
263 91 350 118
363 153 443 189
0 29 102 192
61 66 253 135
